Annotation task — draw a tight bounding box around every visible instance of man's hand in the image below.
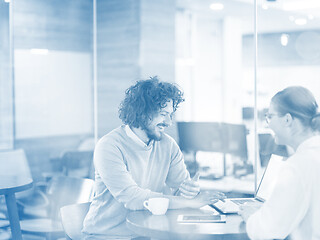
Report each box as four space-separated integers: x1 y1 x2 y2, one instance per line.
167 190 226 210
187 191 226 208
178 172 201 199
238 202 262 222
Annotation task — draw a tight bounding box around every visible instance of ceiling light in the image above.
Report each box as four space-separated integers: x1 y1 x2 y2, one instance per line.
210 3 224 11
283 1 320 11
280 34 289 46
308 14 314 20
4 0 10 2
294 18 307 25
262 4 268 10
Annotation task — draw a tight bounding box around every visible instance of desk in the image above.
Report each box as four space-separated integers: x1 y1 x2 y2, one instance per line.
0 176 33 240
126 208 248 240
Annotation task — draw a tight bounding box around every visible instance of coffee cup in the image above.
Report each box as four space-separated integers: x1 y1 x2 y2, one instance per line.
143 197 169 215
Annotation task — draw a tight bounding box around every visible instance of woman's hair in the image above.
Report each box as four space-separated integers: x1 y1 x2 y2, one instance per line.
271 86 320 131
119 76 185 129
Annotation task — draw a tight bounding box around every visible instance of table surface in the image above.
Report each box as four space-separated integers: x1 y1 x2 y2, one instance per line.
126 207 249 240
0 176 33 194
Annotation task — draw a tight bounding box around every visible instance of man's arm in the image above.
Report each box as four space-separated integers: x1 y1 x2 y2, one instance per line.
95 138 223 210
94 139 165 210
166 191 225 209
165 139 201 197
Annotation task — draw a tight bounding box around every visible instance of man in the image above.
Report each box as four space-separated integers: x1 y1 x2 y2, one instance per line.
82 77 224 239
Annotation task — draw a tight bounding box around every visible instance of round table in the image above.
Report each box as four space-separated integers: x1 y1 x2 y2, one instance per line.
126 208 249 240
0 176 33 240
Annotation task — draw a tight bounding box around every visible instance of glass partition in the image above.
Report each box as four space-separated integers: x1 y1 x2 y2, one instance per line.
10 0 95 179
175 0 255 180
3 0 316 190
0 0 13 149
256 0 320 168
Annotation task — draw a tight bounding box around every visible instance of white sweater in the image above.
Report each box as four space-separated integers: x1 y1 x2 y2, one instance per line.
82 125 189 239
246 135 320 240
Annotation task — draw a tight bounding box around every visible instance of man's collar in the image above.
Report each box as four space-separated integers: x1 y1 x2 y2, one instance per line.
125 125 154 148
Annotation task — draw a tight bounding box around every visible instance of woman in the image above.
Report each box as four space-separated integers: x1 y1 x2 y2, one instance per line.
240 86 320 240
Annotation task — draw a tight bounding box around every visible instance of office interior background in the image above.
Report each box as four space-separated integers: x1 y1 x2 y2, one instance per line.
1 0 320 190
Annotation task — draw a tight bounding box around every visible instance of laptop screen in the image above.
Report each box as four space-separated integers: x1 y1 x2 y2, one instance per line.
255 154 284 201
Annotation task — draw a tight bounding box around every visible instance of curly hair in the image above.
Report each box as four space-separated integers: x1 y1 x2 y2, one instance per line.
119 77 185 129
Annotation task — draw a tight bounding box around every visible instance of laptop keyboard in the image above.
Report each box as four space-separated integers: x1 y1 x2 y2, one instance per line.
230 199 255 205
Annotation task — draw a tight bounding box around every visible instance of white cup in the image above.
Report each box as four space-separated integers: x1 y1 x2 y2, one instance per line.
143 197 169 215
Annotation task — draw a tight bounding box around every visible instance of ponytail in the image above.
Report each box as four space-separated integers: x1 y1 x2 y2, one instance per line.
272 86 319 131
310 113 320 131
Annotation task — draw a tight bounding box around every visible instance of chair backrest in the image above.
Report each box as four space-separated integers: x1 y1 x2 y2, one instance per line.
60 202 91 240
0 149 32 178
61 151 94 178
46 176 94 220
77 137 95 151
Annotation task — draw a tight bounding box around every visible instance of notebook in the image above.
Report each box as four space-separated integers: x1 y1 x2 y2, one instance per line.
210 154 284 214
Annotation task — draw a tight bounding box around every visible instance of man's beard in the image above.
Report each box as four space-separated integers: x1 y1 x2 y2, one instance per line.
145 126 162 141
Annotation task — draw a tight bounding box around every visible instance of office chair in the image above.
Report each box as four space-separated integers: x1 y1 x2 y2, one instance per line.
60 202 91 240
44 150 94 182
20 176 94 239
61 150 94 179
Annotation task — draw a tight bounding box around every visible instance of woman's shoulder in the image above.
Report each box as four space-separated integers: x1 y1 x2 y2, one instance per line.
285 146 319 178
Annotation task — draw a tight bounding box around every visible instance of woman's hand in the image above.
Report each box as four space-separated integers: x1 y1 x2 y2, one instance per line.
238 202 262 222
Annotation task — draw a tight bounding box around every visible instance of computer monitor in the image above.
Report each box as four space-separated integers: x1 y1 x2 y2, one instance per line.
177 122 248 157
221 123 248 160
258 133 288 167
177 122 223 153
242 107 254 120
177 122 249 176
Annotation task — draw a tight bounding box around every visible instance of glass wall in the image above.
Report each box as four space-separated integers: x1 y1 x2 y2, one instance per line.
175 0 256 179
174 0 320 188
175 0 255 123
256 0 320 122
0 0 13 150
2 0 319 189
2 0 94 180
255 0 320 172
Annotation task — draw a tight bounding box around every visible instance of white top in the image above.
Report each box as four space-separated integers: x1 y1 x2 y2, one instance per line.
246 135 320 240
82 125 189 239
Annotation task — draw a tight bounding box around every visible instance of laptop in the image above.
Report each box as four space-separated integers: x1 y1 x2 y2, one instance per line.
210 154 284 214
